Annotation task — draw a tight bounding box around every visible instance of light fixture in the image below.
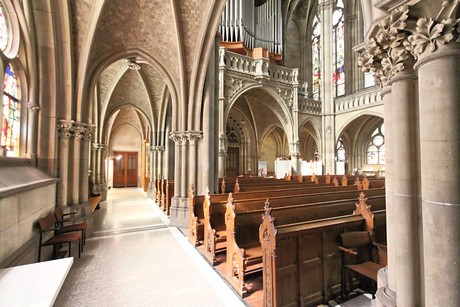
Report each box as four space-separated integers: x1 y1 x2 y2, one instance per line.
126 57 140 70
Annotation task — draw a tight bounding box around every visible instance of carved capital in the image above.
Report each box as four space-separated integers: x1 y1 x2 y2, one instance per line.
169 131 187 145
407 17 458 59
27 102 40 113
57 120 74 139
358 5 412 86
186 130 203 144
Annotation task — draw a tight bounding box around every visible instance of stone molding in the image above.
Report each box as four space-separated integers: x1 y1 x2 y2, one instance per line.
186 131 203 144
357 3 460 86
169 131 187 145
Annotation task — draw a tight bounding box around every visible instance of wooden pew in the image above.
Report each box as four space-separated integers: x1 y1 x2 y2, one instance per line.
259 196 386 306
165 179 174 215
189 185 205 246
198 185 363 264
203 187 385 265
224 191 386 297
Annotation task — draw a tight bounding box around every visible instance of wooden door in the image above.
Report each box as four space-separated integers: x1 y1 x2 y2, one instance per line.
113 152 138 188
226 147 239 177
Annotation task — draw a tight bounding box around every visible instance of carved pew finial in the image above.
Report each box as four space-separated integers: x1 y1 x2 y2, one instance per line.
234 178 240 193
341 176 348 186
325 173 331 184
354 177 362 190
259 199 277 306
362 177 370 190
221 178 226 194
353 192 374 233
332 177 339 187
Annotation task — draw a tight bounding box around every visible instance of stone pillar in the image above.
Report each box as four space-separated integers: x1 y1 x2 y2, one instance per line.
26 102 40 163
148 146 156 198
414 43 460 306
156 146 165 179
91 143 98 192
79 125 94 203
290 142 300 176
187 131 203 191
319 0 335 174
169 132 188 227
389 61 421 306
99 144 108 200
375 86 397 307
57 120 73 206
218 136 227 178
71 123 85 205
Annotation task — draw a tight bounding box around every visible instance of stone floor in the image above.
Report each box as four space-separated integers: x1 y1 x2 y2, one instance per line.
54 187 372 307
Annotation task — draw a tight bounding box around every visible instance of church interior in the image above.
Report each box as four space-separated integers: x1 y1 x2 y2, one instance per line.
0 0 458 306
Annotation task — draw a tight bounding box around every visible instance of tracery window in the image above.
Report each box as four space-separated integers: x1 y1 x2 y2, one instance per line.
333 0 345 97
0 2 8 51
367 124 385 164
1 64 20 156
311 13 321 101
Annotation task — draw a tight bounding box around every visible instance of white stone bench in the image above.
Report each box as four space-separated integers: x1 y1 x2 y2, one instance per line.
0 257 73 307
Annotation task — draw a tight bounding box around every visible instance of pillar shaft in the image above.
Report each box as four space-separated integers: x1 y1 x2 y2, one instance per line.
416 48 460 306
390 68 421 306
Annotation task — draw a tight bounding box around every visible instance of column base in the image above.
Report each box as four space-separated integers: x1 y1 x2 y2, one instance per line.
169 196 189 228
147 181 155 198
374 267 397 307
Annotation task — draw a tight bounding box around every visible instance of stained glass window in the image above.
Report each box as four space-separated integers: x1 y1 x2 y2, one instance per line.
2 64 20 156
333 0 345 97
0 3 8 51
312 13 321 100
367 124 385 164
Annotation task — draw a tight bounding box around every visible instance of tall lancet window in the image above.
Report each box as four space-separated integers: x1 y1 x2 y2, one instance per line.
311 13 321 100
2 64 20 157
0 3 8 51
367 124 385 164
333 0 345 97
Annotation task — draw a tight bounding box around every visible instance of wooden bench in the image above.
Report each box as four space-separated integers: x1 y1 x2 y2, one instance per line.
89 195 101 212
224 191 385 296
202 185 371 264
259 198 386 306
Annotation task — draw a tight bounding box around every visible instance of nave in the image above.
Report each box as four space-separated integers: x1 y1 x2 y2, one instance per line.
54 187 373 307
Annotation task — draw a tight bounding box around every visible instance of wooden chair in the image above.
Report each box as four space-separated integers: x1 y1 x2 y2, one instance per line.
38 214 82 262
339 231 384 299
54 208 88 252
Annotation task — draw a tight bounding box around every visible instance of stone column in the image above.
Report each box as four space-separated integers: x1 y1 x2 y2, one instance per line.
169 132 188 227
218 135 227 178
187 131 203 191
375 86 397 307
99 144 108 200
148 146 156 198
388 59 421 306
57 120 73 206
71 123 85 205
319 0 335 174
26 102 40 163
91 143 98 192
156 146 165 179
414 42 460 306
79 125 94 203
290 142 300 176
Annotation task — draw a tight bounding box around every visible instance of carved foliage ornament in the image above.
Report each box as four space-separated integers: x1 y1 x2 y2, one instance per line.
407 17 458 58
359 4 460 86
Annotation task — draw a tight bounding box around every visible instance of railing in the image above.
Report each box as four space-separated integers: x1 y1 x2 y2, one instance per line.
221 48 298 86
298 97 322 114
334 87 382 113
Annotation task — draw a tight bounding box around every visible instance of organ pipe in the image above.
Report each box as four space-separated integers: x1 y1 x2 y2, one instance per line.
218 0 281 54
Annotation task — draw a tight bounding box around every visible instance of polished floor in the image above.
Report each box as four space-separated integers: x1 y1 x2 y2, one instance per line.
54 188 245 307
54 187 371 307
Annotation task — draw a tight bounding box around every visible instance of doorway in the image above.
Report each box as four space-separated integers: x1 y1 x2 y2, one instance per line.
226 147 239 177
113 152 138 188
